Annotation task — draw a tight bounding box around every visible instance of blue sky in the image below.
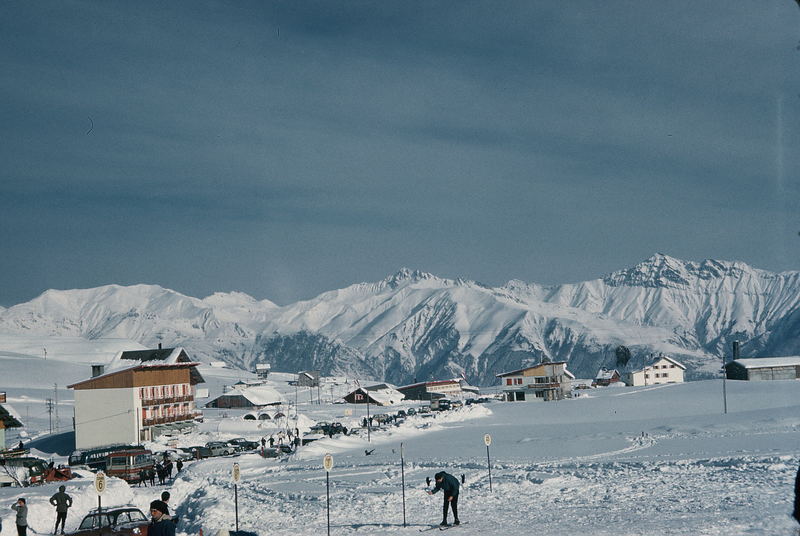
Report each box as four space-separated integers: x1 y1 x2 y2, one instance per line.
1 1 798 306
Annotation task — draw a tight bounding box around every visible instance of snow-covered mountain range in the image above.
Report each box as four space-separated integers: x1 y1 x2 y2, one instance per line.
1 254 798 385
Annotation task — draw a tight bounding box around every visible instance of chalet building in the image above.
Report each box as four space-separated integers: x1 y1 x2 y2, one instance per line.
397 379 479 401
622 355 685 386
255 364 271 380
593 368 622 387
496 362 574 402
343 384 404 406
68 347 204 450
296 371 320 387
724 357 800 381
205 385 285 409
0 394 24 451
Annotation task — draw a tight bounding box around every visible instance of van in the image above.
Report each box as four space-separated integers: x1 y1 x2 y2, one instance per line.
104 449 154 484
431 398 451 411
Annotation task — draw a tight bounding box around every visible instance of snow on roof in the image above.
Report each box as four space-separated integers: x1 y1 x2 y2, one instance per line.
210 385 285 406
595 368 619 380
496 362 569 377
730 356 800 369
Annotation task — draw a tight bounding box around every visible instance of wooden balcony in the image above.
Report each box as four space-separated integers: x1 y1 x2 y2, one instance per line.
142 394 193 407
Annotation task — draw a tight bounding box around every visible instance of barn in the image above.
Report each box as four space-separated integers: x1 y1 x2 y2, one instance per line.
724 357 800 381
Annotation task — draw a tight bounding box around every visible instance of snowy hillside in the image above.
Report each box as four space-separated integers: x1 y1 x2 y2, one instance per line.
0 256 798 385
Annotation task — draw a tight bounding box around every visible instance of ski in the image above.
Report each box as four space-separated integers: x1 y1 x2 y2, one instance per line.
439 522 467 531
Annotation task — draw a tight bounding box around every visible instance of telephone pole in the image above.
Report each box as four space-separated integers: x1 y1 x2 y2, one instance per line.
54 383 60 432
46 398 54 433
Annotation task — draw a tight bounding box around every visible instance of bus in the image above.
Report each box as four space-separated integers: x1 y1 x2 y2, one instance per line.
105 449 154 484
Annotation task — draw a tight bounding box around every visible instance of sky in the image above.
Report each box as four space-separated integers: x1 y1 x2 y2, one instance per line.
1 1 799 307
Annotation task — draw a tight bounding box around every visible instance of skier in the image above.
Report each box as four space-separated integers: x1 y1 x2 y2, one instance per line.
268 436 275 448
148 500 175 536
11 497 28 536
427 471 460 527
176 459 183 472
49 485 73 534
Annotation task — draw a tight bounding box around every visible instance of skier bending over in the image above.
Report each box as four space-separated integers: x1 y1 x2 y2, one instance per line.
427 471 460 527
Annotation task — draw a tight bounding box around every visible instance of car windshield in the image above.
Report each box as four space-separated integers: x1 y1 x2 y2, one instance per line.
79 514 111 530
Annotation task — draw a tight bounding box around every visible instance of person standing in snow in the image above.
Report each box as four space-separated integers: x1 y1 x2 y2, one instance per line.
793 461 800 524
49 485 73 534
11 498 28 536
427 471 460 527
148 500 175 536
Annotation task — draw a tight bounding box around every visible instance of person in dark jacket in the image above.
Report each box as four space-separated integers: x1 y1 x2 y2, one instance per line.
793 461 800 524
11 498 28 536
148 500 175 536
427 471 460 527
50 485 73 534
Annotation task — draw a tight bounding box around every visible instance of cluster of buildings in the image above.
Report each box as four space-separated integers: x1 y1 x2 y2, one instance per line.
3 338 799 455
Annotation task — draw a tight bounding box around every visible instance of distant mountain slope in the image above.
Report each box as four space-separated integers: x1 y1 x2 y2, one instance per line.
0 255 797 385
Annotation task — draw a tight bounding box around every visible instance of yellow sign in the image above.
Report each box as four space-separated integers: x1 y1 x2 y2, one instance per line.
323 453 334 472
484 434 492 447
95 472 106 495
232 463 241 483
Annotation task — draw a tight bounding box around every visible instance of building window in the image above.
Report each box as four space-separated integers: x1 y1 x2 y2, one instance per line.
515 378 523 385
506 379 513 386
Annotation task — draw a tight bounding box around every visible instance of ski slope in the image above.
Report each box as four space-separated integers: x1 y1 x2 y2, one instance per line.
1 370 799 536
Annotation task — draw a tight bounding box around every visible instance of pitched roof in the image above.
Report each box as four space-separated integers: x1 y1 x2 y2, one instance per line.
108 347 205 384
595 368 620 380
496 362 569 377
206 385 285 407
728 356 800 369
68 362 200 389
0 404 23 428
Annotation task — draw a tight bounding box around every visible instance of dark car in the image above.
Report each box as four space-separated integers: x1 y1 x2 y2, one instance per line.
72 507 149 536
227 438 259 452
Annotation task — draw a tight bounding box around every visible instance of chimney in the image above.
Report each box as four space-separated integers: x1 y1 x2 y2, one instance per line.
91 364 105 378
158 342 162 350
732 341 740 361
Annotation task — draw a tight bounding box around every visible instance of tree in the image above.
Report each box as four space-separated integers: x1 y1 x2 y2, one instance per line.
615 345 632 368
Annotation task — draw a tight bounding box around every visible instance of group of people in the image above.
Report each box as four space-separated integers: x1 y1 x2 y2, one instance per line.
4 487 181 536
138 458 183 487
261 429 302 451
4 485 72 536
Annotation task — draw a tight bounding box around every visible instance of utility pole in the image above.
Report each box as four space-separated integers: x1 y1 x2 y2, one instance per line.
46 398 54 433
43 347 47 360
54 383 60 432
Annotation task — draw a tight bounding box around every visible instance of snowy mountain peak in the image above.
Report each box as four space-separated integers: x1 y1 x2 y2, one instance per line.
603 254 751 288
381 268 439 288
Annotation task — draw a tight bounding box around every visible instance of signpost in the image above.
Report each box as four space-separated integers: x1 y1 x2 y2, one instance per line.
232 463 241 532
484 434 493 493
400 442 407 527
323 454 333 536
94 472 106 512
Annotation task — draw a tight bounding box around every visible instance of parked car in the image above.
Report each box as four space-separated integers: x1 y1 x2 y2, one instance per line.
418 405 432 413
396 409 407 418
156 449 193 463
431 398 451 411
309 421 331 434
185 446 212 459
227 438 259 452
406 407 417 416
72 507 149 536
450 400 463 409
372 413 390 424
205 441 234 456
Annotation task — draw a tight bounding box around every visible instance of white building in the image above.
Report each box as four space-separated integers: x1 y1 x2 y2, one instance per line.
623 355 685 386
496 362 574 401
68 347 204 450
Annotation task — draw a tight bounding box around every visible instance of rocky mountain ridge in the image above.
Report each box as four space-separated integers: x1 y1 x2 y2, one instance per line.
1 254 798 385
